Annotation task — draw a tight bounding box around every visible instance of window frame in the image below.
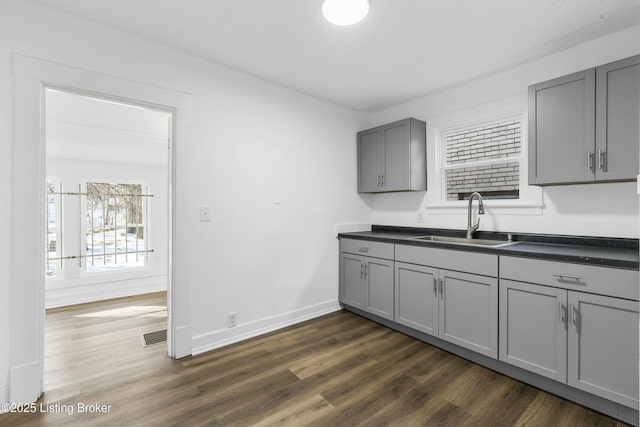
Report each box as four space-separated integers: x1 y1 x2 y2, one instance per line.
82 180 150 275
426 109 543 215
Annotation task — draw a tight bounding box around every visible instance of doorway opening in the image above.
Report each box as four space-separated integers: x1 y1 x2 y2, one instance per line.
11 55 191 403
43 87 172 393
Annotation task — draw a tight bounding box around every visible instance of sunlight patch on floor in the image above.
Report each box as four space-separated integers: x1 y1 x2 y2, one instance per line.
74 305 167 318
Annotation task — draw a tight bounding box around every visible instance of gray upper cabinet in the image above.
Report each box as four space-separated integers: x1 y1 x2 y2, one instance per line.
528 69 595 185
529 54 640 186
357 128 381 193
595 55 640 181
357 118 426 193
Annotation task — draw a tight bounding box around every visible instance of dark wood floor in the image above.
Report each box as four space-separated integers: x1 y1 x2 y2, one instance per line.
0 293 629 427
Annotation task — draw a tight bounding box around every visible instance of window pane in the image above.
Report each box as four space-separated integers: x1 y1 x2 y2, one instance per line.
446 162 520 201
86 182 145 272
46 180 58 277
446 120 521 166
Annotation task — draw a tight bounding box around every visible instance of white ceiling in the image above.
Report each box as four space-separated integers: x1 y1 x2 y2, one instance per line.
34 0 640 111
46 89 171 165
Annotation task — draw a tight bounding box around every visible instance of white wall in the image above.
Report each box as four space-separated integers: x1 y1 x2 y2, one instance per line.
45 158 168 308
0 0 371 403
372 25 640 238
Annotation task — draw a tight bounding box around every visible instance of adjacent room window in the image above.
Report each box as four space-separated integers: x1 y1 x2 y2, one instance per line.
85 182 148 272
442 117 522 201
46 179 60 277
46 180 152 277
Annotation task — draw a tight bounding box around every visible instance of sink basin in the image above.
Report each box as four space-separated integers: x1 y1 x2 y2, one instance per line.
412 235 514 247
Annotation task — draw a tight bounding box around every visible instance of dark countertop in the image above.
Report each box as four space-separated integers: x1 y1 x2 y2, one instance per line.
338 226 639 270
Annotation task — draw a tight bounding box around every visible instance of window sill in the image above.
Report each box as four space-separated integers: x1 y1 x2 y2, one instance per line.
425 202 543 216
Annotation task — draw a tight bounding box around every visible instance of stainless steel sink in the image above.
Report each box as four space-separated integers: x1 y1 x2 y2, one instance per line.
411 235 515 247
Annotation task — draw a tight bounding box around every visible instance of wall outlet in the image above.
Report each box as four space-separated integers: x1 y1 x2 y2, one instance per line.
227 312 237 328
417 212 424 223
200 206 211 222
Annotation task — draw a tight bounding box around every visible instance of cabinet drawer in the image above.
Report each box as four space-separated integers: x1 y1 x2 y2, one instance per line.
500 256 639 301
340 238 394 259
395 244 497 277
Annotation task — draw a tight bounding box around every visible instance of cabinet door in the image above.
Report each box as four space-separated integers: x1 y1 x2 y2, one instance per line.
596 55 640 181
364 257 394 320
394 262 438 336
528 69 596 185
339 253 365 309
357 128 381 193
567 292 639 410
439 270 498 358
499 280 567 382
381 119 411 191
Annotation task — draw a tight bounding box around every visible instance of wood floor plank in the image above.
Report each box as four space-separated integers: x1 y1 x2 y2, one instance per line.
0 295 631 427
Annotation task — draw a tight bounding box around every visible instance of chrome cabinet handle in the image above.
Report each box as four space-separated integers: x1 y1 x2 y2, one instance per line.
438 278 443 300
572 305 580 335
381 174 385 187
363 264 368 278
598 149 607 172
553 273 582 282
433 276 437 296
360 262 364 279
587 152 594 172
358 247 369 253
559 302 567 323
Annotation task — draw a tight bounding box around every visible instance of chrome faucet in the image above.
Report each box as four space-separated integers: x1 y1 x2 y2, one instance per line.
467 192 485 239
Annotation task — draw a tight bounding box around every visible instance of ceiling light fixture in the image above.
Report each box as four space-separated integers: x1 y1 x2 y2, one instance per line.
322 0 370 26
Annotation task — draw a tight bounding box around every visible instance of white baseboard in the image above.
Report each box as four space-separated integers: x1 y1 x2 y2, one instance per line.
191 299 341 356
0 383 8 413
8 361 39 405
45 276 167 308
172 325 192 359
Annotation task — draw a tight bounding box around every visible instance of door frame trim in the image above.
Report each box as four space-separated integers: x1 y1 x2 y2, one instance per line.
9 54 192 403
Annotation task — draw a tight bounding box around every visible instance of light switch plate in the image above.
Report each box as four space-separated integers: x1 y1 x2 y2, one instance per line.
200 206 211 222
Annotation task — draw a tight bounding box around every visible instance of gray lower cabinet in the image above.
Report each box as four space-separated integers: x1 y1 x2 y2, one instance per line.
499 279 568 382
440 269 498 358
339 239 394 321
357 117 426 193
394 251 498 359
363 257 394 320
394 262 438 335
500 257 639 410
339 253 366 309
568 292 639 410
528 54 639 185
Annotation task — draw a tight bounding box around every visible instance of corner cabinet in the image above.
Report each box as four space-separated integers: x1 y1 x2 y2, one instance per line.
528 54 639 185
357 118 426 193
339 239 394 320
499 256 639 410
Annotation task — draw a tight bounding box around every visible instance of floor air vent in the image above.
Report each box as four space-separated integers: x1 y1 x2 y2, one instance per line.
141 329 167 347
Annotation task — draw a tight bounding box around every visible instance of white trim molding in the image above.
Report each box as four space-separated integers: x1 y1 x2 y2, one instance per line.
191 300 342 356
10 54 192 404
425 98 543 216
